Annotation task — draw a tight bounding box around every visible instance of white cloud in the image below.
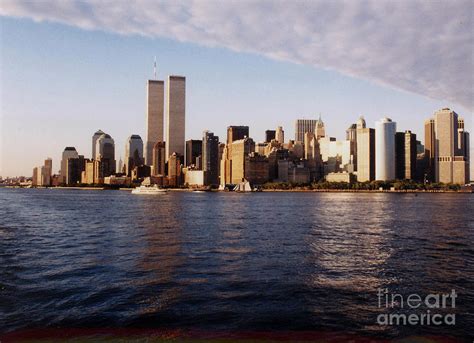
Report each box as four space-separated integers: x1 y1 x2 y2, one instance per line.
1 0 473 111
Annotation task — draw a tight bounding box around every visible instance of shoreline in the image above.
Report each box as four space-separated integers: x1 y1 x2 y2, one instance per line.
2 186 472 193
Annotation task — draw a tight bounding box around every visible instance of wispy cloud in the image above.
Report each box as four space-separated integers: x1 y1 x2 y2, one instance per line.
1 0 473 111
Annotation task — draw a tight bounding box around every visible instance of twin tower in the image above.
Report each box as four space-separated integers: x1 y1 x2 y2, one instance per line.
145 76 186 167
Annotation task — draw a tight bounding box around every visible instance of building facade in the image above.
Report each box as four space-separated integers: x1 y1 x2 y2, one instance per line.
152 141 166 176
145 80 164 165
356 128 375 182
166 75 186 160
125 134 144 176
375 117 396 181
202 131 219 186
395 131 417 180
185 139 202 167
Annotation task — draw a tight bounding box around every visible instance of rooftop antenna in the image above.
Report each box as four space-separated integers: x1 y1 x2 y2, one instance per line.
153 56 157 79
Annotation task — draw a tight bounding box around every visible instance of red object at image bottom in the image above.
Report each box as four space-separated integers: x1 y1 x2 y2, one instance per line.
0 328 463 343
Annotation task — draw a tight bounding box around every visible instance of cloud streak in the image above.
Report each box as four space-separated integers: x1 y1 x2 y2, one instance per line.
2 0 473 111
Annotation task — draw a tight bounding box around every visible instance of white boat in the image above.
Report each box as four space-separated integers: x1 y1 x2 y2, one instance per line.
131 185 167 195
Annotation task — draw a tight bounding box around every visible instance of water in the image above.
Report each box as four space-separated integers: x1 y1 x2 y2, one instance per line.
1 188 473 341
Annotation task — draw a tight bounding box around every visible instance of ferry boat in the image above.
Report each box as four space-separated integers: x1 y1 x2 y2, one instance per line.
131 185 167 195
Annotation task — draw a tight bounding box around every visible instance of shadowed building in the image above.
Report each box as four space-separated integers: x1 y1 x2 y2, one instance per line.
125 135 144 176
95 133 116 176
395 131 417 180
202 131 219 186
424 119 436 182
60 147 79 184
145 80 164 165
265 130 276 143
245 153 269 185
186 139 202 167
92 130 105 160
166 76 186 160
152 141 166 176
167 152 183 187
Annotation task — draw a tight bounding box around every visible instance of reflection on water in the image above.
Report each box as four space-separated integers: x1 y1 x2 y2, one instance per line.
0 189 473 340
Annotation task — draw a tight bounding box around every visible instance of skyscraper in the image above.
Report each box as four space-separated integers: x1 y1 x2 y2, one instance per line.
95 133 116 176
375 117 396 181
145 80 164 165
202 130 219 186
185 139 202 167
424 119 436 182
92 130 105 160
315 115 326 139
42 158 52 186
152 141 166 176
356 128 375 182
431 108 469 184
231 137 255 184
265 130 276 143
221 126 250 185
60 147 79 184
395 131 417 180
125 135 144 176
275 126 284 144
295 119 318 142
166 75 186 160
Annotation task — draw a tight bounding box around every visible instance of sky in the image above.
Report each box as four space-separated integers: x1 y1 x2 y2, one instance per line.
0 0 473 177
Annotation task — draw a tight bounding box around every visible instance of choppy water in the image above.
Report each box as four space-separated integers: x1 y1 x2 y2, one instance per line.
1 189 473 341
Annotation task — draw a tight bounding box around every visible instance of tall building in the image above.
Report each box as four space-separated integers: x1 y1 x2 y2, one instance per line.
66 155 84 185
231 137 255 184
275 126 284 144
152 141 166 176
202 131 219 186
60 147 79 184
395 131 417 180
375 117 396 181
32 167 39 186
356 128 375 182
185 139 202 167
92 130 105 160
429 108 470 184
265 130 276 143
315 115 326 139
424 119 436 182
125 135 144 176
167 152 183 187
295 119 318 142
145 79 164 165
166 75 186 160
42 158 52 186
221 126 249 185
95 133 116 176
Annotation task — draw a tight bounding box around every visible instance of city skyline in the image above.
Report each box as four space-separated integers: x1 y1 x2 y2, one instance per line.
1 2 473 177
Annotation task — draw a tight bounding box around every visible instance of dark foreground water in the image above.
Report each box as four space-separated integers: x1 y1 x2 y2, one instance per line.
1 189 473 341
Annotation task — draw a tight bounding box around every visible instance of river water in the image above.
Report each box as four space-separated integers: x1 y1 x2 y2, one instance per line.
1 189 473 341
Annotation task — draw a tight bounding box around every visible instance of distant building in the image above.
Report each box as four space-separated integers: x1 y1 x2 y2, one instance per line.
41 158 52 186
152 141 166 176
66 155 84 185
275 126 284 144
245 153 269 185
183 168 205 187
395 131 417 180
319 137 351 174
92 130 105 160
104 175 131 186
125 135 144 176
231 137 255 184
326 172 355 183
95 133 116 176
202 131 219 186
424 118 436 182
81 159 95 185
131 165 151 181
167 152 183 187
32 167 39 186
315 115 326 139
430 108 470 184
186 139 202 167
375 117 396 181
265 130 276 143
295 119 318 142
60 147 79 184
166 75 186 160
356 128 375 182
221 126 250 185
145 79 165 165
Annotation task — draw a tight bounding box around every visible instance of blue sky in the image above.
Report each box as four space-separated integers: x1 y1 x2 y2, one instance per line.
1 1 472 177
